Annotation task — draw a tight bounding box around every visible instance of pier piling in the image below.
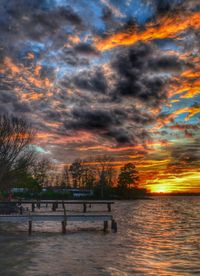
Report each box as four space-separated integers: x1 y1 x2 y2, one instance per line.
107 203 111 212
103 220 108 232
83 203 87 213
111 219 117 233
28 220 32 235
61 221 66 234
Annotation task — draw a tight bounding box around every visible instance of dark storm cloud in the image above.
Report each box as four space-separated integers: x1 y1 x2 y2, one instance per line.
153 0 182 14
143 0 200 16
143 0 184 15
0 90 31 114
148 56 183 72
24 6 82 41
74 43 99 56
40 66 56 81
63 107 134 145
71 68 108 93
68 42 184 103
129 109 155 125
0 91 17 104
2 0 83 30
110 42 184 105
61 105 154 145
105 128 150 145
0 0 83 55
44 110 62 121
66 108 120 130
12 101 31 113
167 138 200 173
105 128 134 145
102 7 113 22
62 48 90 66
58 42 185 145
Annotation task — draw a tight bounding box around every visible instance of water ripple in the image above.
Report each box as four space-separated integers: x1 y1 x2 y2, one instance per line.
0 196 200 275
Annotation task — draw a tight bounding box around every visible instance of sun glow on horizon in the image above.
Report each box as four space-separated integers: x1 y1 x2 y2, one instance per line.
149 184 172 194
147 172 200 194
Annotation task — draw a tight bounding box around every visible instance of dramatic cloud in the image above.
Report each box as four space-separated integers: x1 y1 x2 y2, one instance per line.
0 0 199 192
95 11 200 51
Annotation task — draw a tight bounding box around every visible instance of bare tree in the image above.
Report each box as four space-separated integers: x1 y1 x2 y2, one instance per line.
69 159 83 188
0 114 35 190
30 157 53 187
81 164 96 189
95 155 115 198
61 165 71 188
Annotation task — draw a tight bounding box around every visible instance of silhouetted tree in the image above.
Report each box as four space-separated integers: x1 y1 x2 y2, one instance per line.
81 165 96 189
61 165 71 188
69 159 83 188
95 155 115 198
118 163 139 190
0 114 35 190
30 157 53 187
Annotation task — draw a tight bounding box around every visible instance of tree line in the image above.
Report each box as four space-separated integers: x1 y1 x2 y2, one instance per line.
0 114 148 199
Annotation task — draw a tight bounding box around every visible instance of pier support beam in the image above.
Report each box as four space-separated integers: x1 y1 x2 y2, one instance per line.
36 201 40 209
83 203 87 213
31 203 35 212
111 219 117 233
28 221 32 235
52 203 57 212
61 221 66 234
107 203 111 212
103 220 108 232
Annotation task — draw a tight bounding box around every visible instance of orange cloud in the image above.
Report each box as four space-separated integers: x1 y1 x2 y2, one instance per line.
34 65 42 77
67 34 81 45
3 57 53 101
181 70 200 79
168 123 199 131
152 105 200 131
95 11 200 51
4 57 20 73
169 77 200 99
173 106 200 120
26 52 35 60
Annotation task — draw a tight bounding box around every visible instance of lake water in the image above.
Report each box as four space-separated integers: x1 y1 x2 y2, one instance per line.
0 197 200 275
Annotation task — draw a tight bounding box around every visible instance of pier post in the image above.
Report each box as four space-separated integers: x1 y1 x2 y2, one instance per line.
19 206 23 215
61 221 66 234
103 221 108 232
31 203 35 212
111 219 117 233
52 203 56 211
28 220 32 235
36 200 40 209
61 201 67 234
83 203 87 213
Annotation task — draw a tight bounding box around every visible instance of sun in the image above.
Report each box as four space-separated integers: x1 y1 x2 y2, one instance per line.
156 187 167 193
150 184 170 194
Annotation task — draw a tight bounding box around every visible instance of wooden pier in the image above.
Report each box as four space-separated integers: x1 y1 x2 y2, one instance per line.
7 200 115 213
0 200 117 234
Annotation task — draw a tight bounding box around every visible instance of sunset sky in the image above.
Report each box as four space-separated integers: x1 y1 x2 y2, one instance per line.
0 0 199 193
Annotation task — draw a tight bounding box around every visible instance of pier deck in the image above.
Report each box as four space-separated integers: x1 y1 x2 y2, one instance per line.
0 200 117 233
0 214 113 222
1 200 114 212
